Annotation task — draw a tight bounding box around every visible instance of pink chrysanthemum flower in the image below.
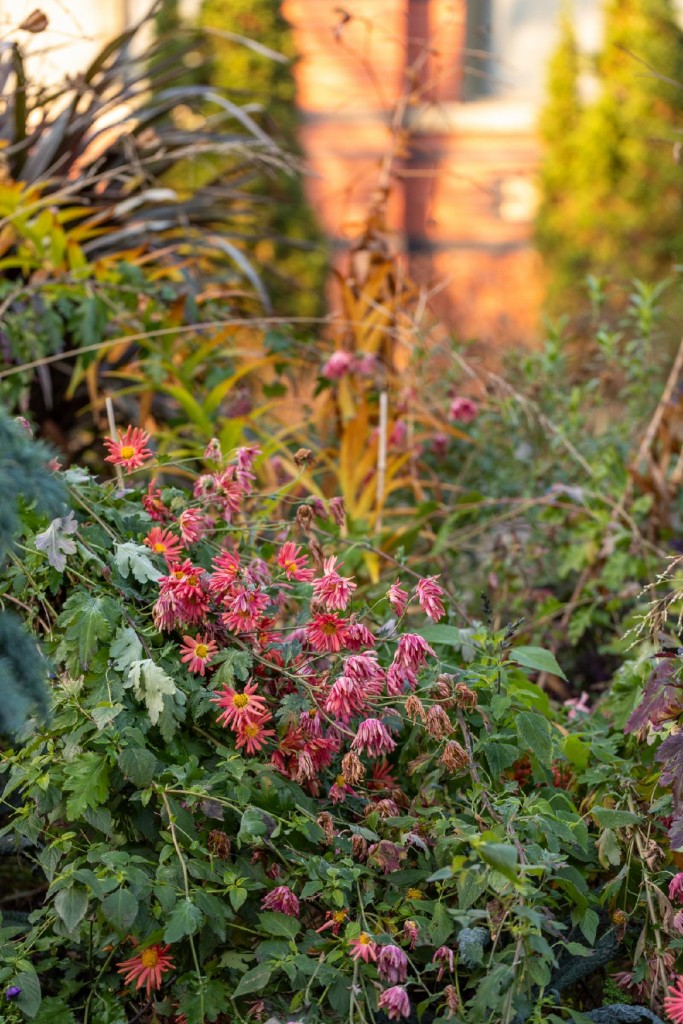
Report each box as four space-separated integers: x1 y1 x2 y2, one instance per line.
316 909 348 935
208 549 241 598
235 717 276 755
674 910 683 934
670 873 683 905
312 556 357 612
395 633 436 672
329 773 355 804
386 662 419 696
104 425 153 471
324 676 368 723
348 932 377 962
143 482 171 522
213 466 245 519
343 653 385 693
378 986 411 1021
204 438 222 461
117 944 174 995
277 541 315 582
153 561 209 630
178 507 212 545
387 579 409 618
222 586 270 634
322 350 353 380
665 976 683 1023
415 575 446 622
377 945 408 984
179 634 218 676
261 885 299 917
433 945 455 981
344 621 376 650
351 718 396 758
306 613 351 652
448 396 478 424
235 445 260 493
212 680 270 730
144 527 183 565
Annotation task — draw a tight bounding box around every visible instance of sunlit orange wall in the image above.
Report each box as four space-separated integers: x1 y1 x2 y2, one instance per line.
282 0 545 350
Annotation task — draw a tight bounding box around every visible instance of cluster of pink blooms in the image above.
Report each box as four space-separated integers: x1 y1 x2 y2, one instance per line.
320 350 377 381
111 428 451 808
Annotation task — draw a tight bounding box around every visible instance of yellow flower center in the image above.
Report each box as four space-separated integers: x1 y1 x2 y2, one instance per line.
284 560 297 572
153 542 166 553
406 888 422 900
119 445 135 460
358 932 371 945
333 910 347 923
232 693 249 708
243 723 259 738
173 570 185 579
322 621 338 635
139 947 160 968
187 575 198 586
336 774 347 788
195 643 208 659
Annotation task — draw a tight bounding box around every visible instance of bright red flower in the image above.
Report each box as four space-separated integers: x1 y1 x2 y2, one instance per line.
104 425 153 471
178 507 213 544
213 466 245 519
221 585 270 634
316 909 348 935
235 717 276 754
179 634 218 676
415 575 446 622
322 350 353 380
208 549 241 599
116 944 174 995
329 773 355 803
277 541 315 582
448 396 478 423
433 945 455 981
143 481 171 522
144 527 183 565
153 560 209 630
212 680 270 730
236 445 260 493
343 653 385 693
386 662 419 695
306 613 351 652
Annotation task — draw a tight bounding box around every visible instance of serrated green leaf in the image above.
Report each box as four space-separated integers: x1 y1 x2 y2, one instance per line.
110 626 143 674
33 996 76 1023
117 747 157 787
91 703 125 730
113 542 162 584
516 711 553 765
232 963 273 998
163 898 204 943
101 889 138 933
510 645 567 681
591 806 640 828
125 659 177 725
60 592 120 668
54 886 88 932
63 753 110 820
482 741 520 778
579 907 599 945
257 911 300 938
563 734 590 770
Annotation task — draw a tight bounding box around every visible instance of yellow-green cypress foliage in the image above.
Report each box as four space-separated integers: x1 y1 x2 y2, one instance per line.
537 0 683 308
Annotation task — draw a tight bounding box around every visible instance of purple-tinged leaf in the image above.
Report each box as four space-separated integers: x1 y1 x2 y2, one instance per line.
624 661 682 736
655 731 683 810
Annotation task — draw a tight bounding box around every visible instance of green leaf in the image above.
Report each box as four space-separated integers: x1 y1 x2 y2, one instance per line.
54 886 88 932
117 747 158 787
113 542 162 584
59 592 120 669
64 753 111 820
578 907 599 945
15 965 41 1018
476 841 519 883
237 806 277 845
101 889 139 933
232 963 273 998
110 626 143 674
415 624 463 646
563 735 590 771
91 703 124 730
597 827 622 868
516 711 553 765
35 512 78 572
163 898 205 943
257 911 300 939
429 902 453 946
591 806 641 829
510 645 567 681
482 741 520 778
33 996 76 1023
124 660 177 725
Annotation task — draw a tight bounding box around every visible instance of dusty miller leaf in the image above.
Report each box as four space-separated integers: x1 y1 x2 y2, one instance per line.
125 659 177 725
35 512 78 571
110 625 144 674
113 542 162 584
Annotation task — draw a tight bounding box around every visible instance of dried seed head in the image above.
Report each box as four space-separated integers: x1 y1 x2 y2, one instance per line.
405 694 426 723
426 704 453 739
351 833 368 861
296 504 314 535
431 675 454 704
20 9 48 32
316 811 335 845
440 740 469 772
454 682 478 710
207 829 231 860
341 751 366 785
329 496 346 528
293 447 315 468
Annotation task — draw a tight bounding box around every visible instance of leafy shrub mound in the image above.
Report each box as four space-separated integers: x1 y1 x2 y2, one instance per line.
0 428 679 1024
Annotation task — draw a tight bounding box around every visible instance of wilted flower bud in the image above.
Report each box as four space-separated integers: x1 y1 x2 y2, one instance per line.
351 833 368 861
426 704 453 739
20 9 48 32
341 750 366 785
403 919 419 949
431 674 454 705
367 798 400 819
440 740 469 772
293 447 315 468
296 751 316 783
296 504 314 535
443 985 460 1017
204 437 222 461
316 811 335 845
405 694 426 723
329 496 346 528
207 829 231 860
454 682 478 710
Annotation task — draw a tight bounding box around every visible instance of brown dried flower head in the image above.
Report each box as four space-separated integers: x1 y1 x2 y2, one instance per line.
443 985 460 1017
296 503 314 534
405 694 426 723
454 682 478 710
207 829 231 860
293 447 315 468
351 833 368 861
341 750 366 785
426 704 453 739
329 496 347 528
440 740 469 772
316 811 335 845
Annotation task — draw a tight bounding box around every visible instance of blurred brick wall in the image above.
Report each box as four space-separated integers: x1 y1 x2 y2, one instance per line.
282 0 545 350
